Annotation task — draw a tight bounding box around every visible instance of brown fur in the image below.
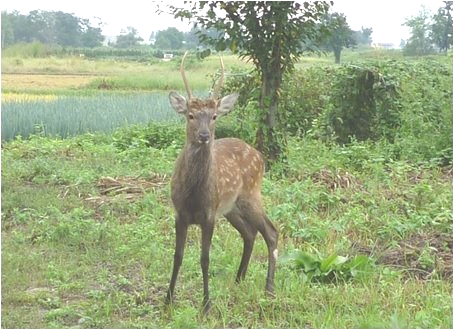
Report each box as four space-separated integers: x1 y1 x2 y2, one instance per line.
188 98 217 111
166 92 278 313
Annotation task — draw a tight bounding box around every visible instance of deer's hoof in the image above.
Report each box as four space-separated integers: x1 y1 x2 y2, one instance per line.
265 285 276 298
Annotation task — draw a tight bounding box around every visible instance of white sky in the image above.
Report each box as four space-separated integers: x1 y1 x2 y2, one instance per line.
1 1 444 46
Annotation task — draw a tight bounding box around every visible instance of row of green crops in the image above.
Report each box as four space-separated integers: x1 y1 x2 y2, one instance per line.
1 92 183 140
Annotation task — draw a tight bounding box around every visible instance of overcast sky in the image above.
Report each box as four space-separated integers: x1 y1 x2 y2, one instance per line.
2 1 444 46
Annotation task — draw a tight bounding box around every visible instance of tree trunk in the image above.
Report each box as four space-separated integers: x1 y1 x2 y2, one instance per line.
256 72 281 164
254 11 287 166
255 44 285 165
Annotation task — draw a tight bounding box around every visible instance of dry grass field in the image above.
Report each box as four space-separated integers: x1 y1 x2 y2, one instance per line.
1 74 96 91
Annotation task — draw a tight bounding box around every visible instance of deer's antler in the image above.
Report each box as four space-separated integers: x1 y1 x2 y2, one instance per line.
180 51 193 99
212 56 225 100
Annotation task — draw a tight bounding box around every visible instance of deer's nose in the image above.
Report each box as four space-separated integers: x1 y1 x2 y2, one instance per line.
198 131 210 143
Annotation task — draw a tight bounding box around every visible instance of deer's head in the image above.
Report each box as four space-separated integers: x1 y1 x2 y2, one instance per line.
169 52 239 145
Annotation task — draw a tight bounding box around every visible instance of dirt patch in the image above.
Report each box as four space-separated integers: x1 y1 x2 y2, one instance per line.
85 174 168 206
354 231 452 279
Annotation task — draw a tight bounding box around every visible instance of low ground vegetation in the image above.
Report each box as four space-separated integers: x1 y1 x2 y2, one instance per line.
2 133 452 328
1 50 452 328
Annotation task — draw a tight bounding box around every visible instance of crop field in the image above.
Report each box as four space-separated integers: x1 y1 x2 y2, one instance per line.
1 92 179 140
1 52 452 328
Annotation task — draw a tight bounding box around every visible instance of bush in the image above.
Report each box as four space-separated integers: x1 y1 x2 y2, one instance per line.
392 58 453 164
315 62 402 144
219 67 262 144
225 57 452 164
113 122 185 150
280 66 334 136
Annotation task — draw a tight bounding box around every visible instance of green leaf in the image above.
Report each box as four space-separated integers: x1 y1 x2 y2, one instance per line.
346 255 373 277
229 39 238 53
294 252 319 272
319 254 338 272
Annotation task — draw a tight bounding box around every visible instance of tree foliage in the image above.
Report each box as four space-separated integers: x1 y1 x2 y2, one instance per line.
430 1 453 52
1 10 104 49
184 26 223 50
321 12 356 64
115 27 144 48
162 1 332 162
154 27 185 50
224 57 452 165
403 7 434 55
352 27 373 46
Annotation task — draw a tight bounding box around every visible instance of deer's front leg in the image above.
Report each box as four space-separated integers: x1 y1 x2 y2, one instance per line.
166 217 188 305
200 220 214 314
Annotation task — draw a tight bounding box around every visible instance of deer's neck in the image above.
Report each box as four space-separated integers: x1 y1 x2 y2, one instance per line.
184 143 213 182
174 143 216 203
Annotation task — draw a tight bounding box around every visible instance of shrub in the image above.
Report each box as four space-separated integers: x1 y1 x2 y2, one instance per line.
112 122 185 150
392 58 453 164
225 57 452 164
280 65 334 136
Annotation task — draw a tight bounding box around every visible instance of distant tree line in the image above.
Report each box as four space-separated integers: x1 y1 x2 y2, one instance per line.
150 18 372 66
1 7 371 62
152 26 223 50
1 10 105 48
4 3 451 59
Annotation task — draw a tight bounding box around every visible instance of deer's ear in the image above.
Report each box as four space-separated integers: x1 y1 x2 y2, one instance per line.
169 91 188 114
217 93 239 116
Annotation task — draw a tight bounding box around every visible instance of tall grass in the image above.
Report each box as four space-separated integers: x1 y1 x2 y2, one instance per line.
1 92 182 140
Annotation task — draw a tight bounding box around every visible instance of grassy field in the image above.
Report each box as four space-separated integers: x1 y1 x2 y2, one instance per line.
1 51 453 328
2 133 452 328
1 55 248 140
1 54 253 92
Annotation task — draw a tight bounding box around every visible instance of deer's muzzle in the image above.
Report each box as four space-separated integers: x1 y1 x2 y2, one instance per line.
198 131 210 144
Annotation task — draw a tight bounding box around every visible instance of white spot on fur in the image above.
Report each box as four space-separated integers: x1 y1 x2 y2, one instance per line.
273 249 278 260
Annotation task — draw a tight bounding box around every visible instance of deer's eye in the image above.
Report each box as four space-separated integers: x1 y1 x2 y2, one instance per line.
212 114 217 120
188 113 194 120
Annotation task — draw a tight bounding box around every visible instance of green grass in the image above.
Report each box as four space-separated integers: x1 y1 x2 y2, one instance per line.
2 132 452 328
1 54 253 91
1 92 182 140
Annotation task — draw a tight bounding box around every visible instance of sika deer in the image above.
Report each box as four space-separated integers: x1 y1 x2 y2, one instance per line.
166 52 278 313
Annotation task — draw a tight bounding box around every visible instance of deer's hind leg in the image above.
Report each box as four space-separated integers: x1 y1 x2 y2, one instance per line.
237 198 278 294
225 208 258 282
